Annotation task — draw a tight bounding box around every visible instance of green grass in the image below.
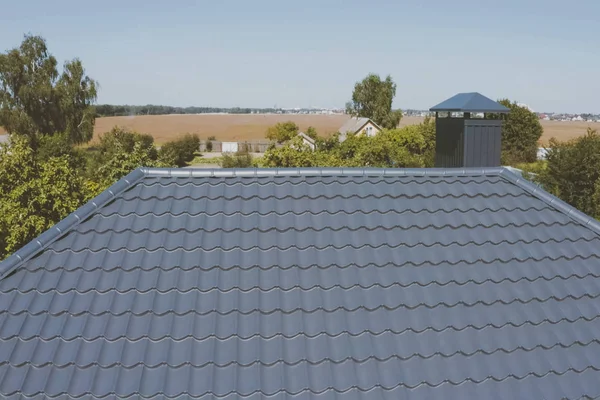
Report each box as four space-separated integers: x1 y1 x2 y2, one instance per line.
189 155 223 165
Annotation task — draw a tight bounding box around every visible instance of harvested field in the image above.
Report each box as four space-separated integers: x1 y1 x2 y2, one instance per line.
1 115 598 145
92 115 425 143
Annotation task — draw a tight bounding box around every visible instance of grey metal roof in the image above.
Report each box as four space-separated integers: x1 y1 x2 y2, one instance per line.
1 167 600 399
338 117 379 134
430 92 510 113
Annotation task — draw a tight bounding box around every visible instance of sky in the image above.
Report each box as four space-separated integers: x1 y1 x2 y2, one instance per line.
1 1 598 113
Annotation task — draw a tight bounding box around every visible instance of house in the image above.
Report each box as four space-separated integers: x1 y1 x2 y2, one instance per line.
297 131 316 150
338 117 381 142
1 93 600 399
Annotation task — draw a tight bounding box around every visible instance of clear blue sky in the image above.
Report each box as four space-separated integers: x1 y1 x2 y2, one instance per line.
1 0 598 113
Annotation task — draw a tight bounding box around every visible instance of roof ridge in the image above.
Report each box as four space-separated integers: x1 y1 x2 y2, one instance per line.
499 168 600 236
0 168 147 280
141 167 506 178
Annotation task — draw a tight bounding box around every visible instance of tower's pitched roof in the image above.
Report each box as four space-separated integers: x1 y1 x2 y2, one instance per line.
430 92 510 113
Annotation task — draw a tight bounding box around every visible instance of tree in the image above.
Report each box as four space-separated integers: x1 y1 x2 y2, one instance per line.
88 127 169 188
305 126 318 140
0 35 98 146
0 137 90 259
158 133 200 167
265 121 299 143
538 128 600 217
262 121 435 169
346 74 403 129
494 99 543 164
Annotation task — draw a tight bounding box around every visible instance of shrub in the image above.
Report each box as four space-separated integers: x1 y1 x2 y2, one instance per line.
205 140 213 152
158 133 200 167
538 128 600 217
221 150 253 168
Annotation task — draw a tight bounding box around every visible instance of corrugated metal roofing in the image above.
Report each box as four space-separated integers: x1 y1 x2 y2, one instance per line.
430 92 510 113
1 167 600 399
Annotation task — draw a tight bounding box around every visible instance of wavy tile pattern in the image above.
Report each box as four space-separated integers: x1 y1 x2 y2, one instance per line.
1 169 600 399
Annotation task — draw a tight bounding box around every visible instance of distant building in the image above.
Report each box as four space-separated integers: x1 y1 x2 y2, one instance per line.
338 117 382 142
297 132 316 151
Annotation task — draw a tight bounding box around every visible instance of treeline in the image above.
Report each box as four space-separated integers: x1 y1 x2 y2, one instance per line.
95 105 281 117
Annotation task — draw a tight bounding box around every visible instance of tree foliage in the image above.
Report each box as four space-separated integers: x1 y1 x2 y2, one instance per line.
261 118 436 169
265 121 299 143
221 149 254 168
88 127 169 188
538 128 600 217
346 74 402 129
0 137 89 259
0 35 97 146
158 133 200 167
493 99 543 164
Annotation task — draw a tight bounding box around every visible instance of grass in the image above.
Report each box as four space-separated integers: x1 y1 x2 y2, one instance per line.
190 155 223 165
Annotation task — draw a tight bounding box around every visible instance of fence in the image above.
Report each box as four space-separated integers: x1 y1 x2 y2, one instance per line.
200 140 272 153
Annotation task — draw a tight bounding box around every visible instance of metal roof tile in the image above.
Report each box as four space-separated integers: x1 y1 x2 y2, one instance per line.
1 167 600 399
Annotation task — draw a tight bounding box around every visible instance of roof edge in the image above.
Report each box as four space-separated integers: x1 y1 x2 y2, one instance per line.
0 168 147 280
499 168 600 235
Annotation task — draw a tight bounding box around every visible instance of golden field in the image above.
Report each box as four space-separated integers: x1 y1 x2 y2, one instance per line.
1 115 599 145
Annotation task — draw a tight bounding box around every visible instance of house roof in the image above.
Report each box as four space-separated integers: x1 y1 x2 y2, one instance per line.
297 131 315 145
1 167 600 399
430 92 510 113
338 117 380 134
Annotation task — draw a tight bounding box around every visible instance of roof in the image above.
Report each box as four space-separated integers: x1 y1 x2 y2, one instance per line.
430 92 510 113
338 117 381 134
297 131 315 145
1 167 600 399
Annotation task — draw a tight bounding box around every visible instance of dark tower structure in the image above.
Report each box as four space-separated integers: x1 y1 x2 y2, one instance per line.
430 92 510 168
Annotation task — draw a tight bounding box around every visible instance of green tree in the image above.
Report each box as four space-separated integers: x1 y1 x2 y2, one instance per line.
305 126 318 140
0 137 90 259
0 35 98 147
88 127 168 188
493 99 543 164
158 133 200 167
265 121 299 143
346 74 403 129
538 128 600 217
262 122 434 169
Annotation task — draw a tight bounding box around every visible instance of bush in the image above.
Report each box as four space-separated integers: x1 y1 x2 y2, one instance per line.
205 140 213 152
207 135 216 141
158 133 200 167
221 150 254 168
538 128 600 217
